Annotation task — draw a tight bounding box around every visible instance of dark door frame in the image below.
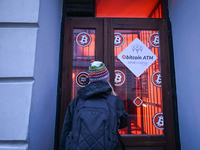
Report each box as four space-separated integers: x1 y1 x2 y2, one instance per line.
54 1 180 150
106 18 175 149
55 17 178 150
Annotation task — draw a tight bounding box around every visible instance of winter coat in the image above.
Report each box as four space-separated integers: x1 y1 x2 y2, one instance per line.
60 81 128 150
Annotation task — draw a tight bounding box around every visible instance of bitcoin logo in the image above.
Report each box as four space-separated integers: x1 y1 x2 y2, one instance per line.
152 35 159 45
79 35 88 44
76 32 91 47
152 71 162 87
156 116 164 127
114 35 121 45
115 73 122 83
114 70 125 86
122 55 126 59
149 33 159 47
155 73 161 84
153 113 164 130
114 33 124 47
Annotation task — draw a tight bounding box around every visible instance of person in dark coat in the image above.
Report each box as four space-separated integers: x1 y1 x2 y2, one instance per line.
60 61 128 150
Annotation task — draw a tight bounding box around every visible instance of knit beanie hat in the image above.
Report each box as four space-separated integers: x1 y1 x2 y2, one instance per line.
89 61 110 82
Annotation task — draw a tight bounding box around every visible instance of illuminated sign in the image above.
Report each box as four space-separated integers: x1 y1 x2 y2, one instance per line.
117 38 157 77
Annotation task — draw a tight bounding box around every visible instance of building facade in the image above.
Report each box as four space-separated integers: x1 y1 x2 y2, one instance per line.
0 0 199 150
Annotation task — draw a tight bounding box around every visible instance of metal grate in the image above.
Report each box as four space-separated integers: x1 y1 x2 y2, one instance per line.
65 0 95 17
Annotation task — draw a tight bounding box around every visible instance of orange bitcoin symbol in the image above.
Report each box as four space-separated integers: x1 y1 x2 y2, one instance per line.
114 70 125 86
114 33 124 47
152 71 162 87
76 32 91 47
153 113 164 130
149 33 159 47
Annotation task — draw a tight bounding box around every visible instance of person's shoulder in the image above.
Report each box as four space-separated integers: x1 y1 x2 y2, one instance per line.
107 94 120 105
69 95 80 107
111 95 122 101
112 95 124 106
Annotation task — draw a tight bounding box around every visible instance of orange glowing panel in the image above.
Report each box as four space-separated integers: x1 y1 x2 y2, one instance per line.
96 0 160 18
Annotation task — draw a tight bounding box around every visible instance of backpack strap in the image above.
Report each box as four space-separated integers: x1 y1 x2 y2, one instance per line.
107 94 126 150
117 131 126 150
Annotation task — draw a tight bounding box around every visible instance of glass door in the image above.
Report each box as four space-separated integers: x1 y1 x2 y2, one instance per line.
106 18 176 150
60 18 176 150
114 30 163 135
59 18 104 144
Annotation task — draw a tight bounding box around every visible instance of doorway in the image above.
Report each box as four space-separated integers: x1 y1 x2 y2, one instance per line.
59 17 176 149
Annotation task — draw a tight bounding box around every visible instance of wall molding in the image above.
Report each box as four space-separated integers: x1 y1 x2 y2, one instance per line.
0 77 34 83
0 23 39 28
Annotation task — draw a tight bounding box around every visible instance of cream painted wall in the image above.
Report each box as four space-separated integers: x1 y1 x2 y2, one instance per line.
0 0 62 149
28 0 62 149
0 1 39 149
168 0 200 149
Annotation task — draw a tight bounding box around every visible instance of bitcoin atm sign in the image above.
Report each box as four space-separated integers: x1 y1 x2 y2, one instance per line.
117 38 157 77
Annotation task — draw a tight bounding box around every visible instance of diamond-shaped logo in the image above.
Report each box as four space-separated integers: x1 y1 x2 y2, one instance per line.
133 97 143 107
117 38 157 77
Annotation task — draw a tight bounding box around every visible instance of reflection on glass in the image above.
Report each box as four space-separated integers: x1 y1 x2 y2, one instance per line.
72 29 95 99
114 30 163 135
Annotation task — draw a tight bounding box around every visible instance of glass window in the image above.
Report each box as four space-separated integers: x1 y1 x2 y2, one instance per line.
72 29 95 98
114 30 163 135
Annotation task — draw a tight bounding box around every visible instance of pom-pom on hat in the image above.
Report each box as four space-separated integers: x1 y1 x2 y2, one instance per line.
89 61 110 82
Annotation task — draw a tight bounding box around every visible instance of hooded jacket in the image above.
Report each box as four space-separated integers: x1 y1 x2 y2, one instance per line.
60 81 128 150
